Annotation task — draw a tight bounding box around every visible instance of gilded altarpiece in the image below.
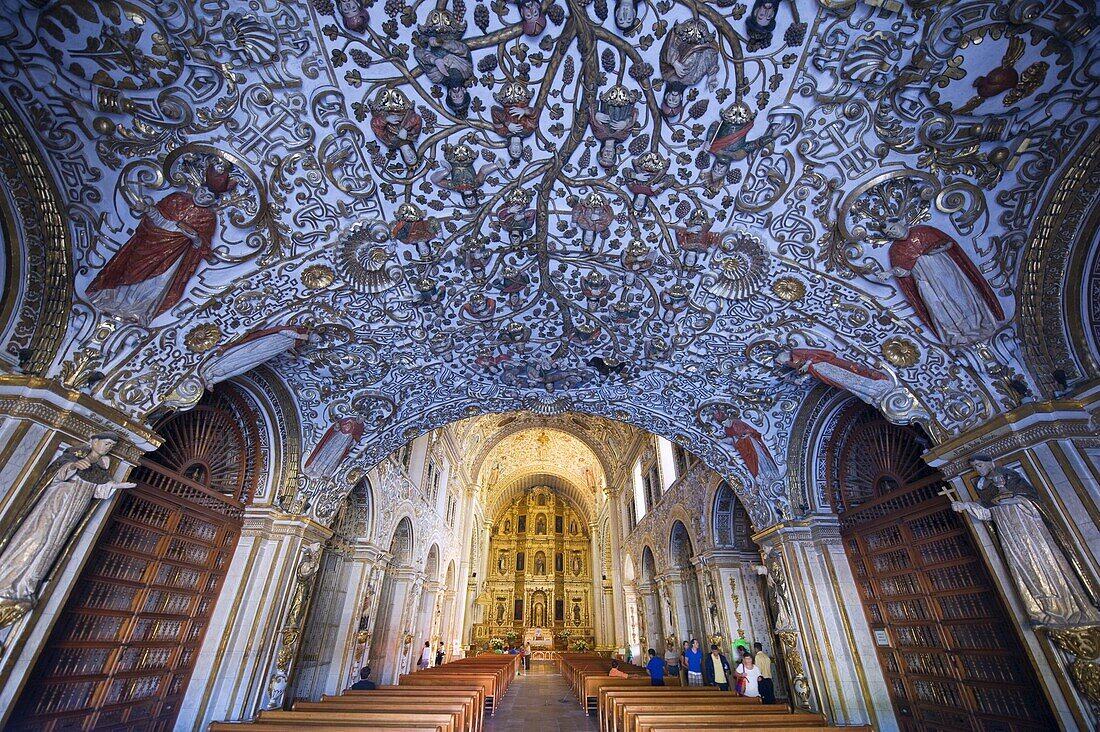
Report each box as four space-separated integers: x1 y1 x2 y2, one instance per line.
474 488 592 649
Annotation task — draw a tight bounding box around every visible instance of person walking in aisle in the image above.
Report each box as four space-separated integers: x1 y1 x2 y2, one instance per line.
736 651 762 698
684 638 704 686
703 644 732 691
419 641 433 670
646 648 666 686
753 642 775 703
435 642 445 667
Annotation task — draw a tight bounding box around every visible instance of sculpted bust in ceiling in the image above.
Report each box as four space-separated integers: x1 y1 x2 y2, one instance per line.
1 0 1097 526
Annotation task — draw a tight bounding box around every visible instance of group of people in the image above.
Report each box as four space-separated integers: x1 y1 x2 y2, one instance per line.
643 639 775 702
506 642 533 674
418 641 448 670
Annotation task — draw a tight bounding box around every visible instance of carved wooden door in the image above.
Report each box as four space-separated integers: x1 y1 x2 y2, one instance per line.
835 416 1054 732
10 401 254 731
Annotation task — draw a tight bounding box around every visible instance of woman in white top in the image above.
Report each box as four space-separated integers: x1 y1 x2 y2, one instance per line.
736 653 761 697
419 641 433 669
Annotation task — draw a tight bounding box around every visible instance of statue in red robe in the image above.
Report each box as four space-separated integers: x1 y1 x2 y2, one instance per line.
304 418 365 479
491 82 538 163
776 347 893 405
87 163 237 325
709 408 777 479
886 223 1004 346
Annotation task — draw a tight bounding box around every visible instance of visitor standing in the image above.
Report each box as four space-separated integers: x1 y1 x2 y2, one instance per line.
646 648 666 686
684 639 704 686
435 642 445 667
663 641 680 679
523 642 532 674
736 652 762 698
703 644 732 691
754 642 775 703
419 641 433 670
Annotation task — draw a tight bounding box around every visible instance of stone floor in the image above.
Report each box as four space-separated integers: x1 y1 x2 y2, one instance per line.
485 661 598 731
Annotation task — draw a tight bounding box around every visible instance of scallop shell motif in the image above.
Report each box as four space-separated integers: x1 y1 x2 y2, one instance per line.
703 230 770 301
340 221 403 294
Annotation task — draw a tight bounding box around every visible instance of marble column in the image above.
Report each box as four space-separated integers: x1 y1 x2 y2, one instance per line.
924 389 1100 731
606 486 627 648
755 520 898 730
0 375 159 724
588 521 607 647
177 508 332 729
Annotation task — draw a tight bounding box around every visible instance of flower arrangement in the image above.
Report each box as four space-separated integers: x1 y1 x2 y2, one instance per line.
489 637 505 651
572 639 591 652
504 630 518 642
556 630 572 641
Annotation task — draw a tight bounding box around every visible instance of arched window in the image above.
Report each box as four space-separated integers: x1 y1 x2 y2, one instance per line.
712 482 753 551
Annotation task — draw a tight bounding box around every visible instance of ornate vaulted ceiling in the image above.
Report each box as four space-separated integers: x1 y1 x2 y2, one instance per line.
2 0 1097 524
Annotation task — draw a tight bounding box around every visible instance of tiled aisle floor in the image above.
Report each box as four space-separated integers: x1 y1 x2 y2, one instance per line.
485 661 598 731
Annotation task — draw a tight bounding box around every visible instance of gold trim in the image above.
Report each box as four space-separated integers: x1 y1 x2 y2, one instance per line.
0 92 73 375
1018 126 1100 390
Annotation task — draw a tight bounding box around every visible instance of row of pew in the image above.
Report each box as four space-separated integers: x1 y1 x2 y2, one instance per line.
556 654 872 732
209 652 519 732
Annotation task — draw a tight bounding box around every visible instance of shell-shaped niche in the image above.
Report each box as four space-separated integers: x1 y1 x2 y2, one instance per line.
703 230 770 301
340 220 403 294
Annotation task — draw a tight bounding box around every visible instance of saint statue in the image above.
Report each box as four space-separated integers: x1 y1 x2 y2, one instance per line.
705 407 778 480
536 515 547 534
775 347 893 406
571 552 582 575
573 604 581 625
303 418 365 479
952 455 1100 627
0 433 136 625
533 602 546 627
534 552 546 574
200 326 310 386
885 223 1004 346
87 162 237 325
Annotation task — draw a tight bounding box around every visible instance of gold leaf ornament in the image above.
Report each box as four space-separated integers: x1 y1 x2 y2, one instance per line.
185 324 223 353
771 277 806 301
882 337 920 367
302 264 336 289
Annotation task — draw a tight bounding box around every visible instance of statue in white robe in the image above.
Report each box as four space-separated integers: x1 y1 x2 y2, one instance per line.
303 418 365 479
953 455 1100 628
0 433 135 626
200 326 309 386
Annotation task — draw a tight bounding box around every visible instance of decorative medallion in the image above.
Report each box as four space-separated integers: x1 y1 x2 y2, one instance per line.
771 277 806 302
185 324 223 353
882 337 920 367
301 265 336 289
339 221 403 294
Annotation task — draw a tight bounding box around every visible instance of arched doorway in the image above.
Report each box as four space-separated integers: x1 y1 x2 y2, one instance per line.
412 545 440 670
638 546 662 651
370 517 413 682
10 391 260 731
831 405 1054 731
669 521 704 642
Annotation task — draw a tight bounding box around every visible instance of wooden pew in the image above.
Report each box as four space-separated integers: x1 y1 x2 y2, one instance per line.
599 689 724 732
399 672 499 715
581 675 677 716
343 686 485 732
208 708 457 732
292 697 471 732
622 706 809 732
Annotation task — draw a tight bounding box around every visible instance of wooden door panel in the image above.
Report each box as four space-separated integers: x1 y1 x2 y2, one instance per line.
835 415 1054 732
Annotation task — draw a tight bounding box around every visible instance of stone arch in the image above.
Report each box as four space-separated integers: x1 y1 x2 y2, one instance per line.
1018 125 1100 393
424 543 440 582
0 91 72 375
640 545 657 583
231 366 304 507
669 520 694 570
785 384 865 515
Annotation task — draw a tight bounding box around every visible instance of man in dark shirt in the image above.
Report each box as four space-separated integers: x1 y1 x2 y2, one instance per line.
350 666 376 690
